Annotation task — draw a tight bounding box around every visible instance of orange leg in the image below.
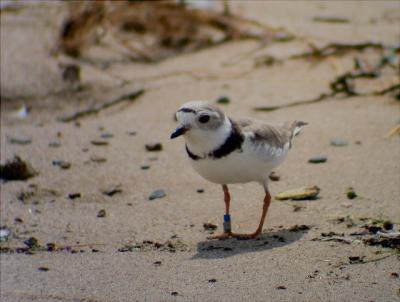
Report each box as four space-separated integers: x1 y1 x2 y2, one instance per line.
231 191 271 240
208 186 272 240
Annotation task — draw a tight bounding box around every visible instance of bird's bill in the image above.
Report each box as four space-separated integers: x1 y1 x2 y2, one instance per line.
170 125 188 139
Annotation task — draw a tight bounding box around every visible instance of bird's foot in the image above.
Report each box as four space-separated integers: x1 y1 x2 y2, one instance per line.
207 231 261 240
230 231 261 240
207 232 232 240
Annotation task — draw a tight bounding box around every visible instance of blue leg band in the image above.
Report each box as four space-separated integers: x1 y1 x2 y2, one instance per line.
223 214 231 233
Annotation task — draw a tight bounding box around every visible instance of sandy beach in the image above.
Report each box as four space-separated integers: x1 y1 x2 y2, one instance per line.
1 1 399 301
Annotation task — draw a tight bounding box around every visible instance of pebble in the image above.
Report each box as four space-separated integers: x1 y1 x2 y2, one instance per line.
38 267 49 272
348 256 364 264
46 243 57 251
148 189 166 200
62 64 80 83
208 278 217 283
48 141 61 148
153 261 162 266
52 160 71 170
330 138 348 146
101 184 122 196
90 156 107 163
145 143 163 152
24 237 39 248
275 186 320 200
14 217 23 223
203 222 218 231
276 286 287 290
141 165 150 170
216 96 230 104
382 221 393 230
97 209 106 218
68 193 81 199
289 224 310 232
7 136 32 145
196 188 204 193
308 156 327 163
91 140 109 146
100 133 113 139
171 292 179 296
269 171 280 181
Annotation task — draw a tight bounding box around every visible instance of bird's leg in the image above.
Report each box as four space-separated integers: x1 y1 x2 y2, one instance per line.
231 190 271 240
207 184 232 240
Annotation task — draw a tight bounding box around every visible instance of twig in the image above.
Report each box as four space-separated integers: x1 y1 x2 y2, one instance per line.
254 92 334 112
373 83 400 97
319 236 354 244
385 124 400 139
290 42 386 60
253 65 398 112
57 89 144 122
345 252 397 265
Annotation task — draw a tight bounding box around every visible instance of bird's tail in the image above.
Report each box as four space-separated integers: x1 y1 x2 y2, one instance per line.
291 121 308 138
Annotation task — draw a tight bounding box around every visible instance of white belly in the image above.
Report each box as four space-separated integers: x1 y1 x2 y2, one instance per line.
189 141 289 184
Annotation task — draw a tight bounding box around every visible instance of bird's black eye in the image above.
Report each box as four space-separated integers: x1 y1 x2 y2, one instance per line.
198 115 210 123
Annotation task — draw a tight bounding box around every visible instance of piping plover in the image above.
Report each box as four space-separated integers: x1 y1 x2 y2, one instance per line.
171 101 307 239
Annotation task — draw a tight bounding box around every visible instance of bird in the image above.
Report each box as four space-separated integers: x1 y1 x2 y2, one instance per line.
170 101 307 240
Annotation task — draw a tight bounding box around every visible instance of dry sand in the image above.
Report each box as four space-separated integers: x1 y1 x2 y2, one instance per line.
1 1 400 302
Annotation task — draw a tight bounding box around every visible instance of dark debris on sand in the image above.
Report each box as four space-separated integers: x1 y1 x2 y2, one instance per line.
0 156 37 181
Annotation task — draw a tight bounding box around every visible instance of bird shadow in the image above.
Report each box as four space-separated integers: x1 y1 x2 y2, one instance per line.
191 228 308 259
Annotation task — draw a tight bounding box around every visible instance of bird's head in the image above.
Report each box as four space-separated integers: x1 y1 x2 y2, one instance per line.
170 101 226 140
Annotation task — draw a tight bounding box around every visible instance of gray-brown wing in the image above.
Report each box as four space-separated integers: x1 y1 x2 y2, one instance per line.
235 118 306 149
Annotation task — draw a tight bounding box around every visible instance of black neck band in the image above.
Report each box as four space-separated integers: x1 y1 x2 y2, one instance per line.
185 119 244 160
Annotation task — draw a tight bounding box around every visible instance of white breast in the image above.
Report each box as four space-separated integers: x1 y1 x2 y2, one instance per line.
189 135 290 184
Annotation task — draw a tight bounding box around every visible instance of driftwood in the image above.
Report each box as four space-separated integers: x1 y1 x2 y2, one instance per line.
57 1 288 62
57 89 144 122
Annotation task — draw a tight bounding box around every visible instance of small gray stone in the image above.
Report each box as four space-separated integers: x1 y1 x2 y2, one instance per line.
100 133 113 139
330 138 348 146
52 160 71 170
308 156 327 163
90 156 107 163
48 141 61 148
148 189 166 200
8 136 32 145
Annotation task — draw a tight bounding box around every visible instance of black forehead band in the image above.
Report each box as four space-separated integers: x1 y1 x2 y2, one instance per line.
178 108 196 114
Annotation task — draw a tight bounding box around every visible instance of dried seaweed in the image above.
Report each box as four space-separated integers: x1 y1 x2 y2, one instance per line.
254 45 399 111
311 16 350 24
56 1 288 62
291 42 386 60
